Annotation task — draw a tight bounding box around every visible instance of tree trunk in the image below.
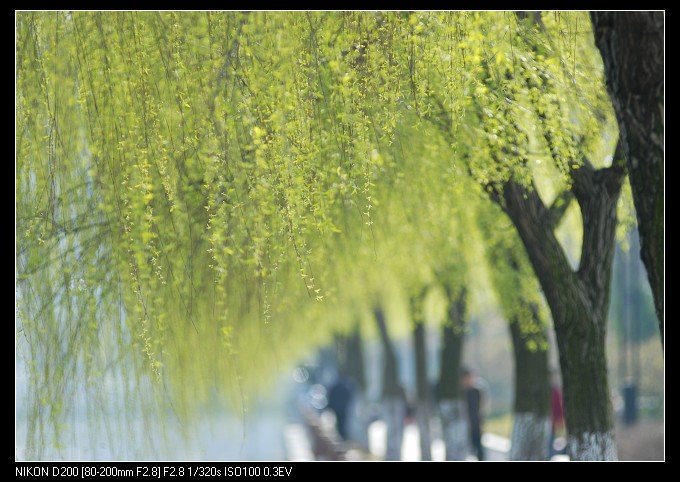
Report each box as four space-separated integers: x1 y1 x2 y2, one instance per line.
509 307 550 461
511 413 551 461
345 328 366 390
436 288 468 461
414 401 432 461
477 200 552 461
382 397 406 461
591 12 664 344
344 328 370 449
555 300 617 460
412 298 432 460
500 160 624 460
375 307 404 461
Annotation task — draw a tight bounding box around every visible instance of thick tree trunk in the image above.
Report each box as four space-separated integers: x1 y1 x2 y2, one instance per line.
555 300 617 460
436 288 468 461
412 299 432 460
591 12 664 344
509 307 550 461
375 308 404 461
500 160 624 460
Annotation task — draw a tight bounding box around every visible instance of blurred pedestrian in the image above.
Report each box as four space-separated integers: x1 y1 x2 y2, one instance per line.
462 367 486 461
549 369 567 457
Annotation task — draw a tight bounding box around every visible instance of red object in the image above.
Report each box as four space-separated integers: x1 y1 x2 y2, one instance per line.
551 387 564 429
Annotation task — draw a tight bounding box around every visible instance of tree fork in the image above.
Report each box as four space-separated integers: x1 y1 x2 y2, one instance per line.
499 156 624 460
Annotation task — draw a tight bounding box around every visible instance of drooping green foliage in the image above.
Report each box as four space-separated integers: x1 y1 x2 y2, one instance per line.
478 202 550 353
16 11 624 458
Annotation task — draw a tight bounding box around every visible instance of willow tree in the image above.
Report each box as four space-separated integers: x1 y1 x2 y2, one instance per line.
17 11 641 461
450 13 623 459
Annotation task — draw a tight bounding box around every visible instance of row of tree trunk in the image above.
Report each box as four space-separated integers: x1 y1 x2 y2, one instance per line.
338 287 552 461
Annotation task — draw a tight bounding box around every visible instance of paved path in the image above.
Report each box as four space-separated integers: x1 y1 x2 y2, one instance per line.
284 418 510 461
285 417 665 461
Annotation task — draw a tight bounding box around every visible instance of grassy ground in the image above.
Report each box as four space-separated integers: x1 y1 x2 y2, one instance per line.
484 413 513 439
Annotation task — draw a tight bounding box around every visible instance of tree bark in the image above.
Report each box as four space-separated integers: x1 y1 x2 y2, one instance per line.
511 412 551 461
509 307 550 461
375 307 404 461
500 159 624 460
591 12 664 344
436 288 468 461
412 296 432 460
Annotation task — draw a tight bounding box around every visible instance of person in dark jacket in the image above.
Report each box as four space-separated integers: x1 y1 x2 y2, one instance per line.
462 367 485 461
327 371 355 440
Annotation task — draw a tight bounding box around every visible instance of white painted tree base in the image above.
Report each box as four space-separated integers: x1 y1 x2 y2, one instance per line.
568 431 618 461
510 412 550 461
382 397 406 461
365 421 510 461
439 399 468 461
415 407 432 461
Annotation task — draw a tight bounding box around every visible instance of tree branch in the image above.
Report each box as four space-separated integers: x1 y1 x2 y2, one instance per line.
543 189 574 230
571 141 625 207
499 179 579 319
515 11 544 29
